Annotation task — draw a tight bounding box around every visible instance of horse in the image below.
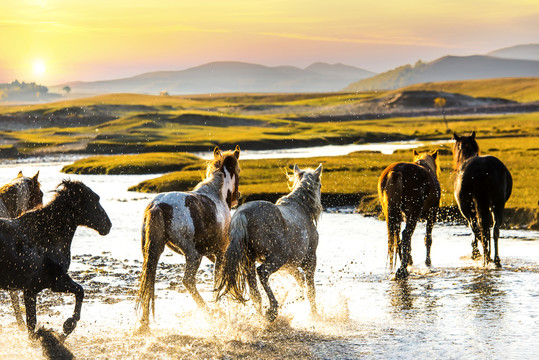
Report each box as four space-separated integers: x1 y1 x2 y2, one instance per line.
136 145 241 330
0 180 112 336
378 150 441 279
0 171 43 327
0 171 42 218
216 164 322 322
452 131 512 267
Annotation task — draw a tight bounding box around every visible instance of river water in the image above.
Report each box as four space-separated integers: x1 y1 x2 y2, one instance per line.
0 148 537 359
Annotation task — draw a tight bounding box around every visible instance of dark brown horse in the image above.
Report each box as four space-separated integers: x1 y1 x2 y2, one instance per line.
0 171 43 327
378 150 441 279
0 180 111 337
452 132 512 267
137 146 240 330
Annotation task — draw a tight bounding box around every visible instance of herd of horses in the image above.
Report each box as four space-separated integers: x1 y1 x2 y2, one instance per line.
0 132 512 340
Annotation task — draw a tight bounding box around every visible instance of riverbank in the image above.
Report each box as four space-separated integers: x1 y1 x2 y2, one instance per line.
60 142 539 230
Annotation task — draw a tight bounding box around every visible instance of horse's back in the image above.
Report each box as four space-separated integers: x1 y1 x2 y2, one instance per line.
149 191 227 255
234 200 302 258
458 155 512 205
379 162 440 210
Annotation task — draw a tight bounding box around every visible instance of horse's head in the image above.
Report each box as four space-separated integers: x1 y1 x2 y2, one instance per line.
413 150 441 178
210 145 241 208
288 164 323 222
21 171 43 212
56 180 112 235
1 171 43 217
452 131 479 170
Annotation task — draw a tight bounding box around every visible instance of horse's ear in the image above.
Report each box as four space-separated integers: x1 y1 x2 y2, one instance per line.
293 164 301 174
314 164 323 178
32 171 39 181
431 150 438 160
234 145 240 159
17 171 23 177
213 146 222 159
452 132 460 141
471 131 476 140
413 149 419 156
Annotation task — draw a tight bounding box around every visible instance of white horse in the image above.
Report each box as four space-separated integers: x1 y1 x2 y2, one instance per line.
216 164 322 321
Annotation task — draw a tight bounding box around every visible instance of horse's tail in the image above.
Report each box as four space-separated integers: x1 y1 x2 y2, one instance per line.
382 171 403 271
136 202 168 327
215 212 251 303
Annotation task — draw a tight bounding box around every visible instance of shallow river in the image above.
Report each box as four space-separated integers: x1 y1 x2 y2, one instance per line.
0 150 537 359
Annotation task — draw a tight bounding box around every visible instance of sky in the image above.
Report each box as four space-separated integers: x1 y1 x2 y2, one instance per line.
1 0 538 85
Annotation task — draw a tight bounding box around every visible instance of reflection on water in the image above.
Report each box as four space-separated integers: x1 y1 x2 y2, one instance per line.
0 157 537 359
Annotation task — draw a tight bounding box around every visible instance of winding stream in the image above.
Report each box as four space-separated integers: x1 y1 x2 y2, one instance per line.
0 146 537 359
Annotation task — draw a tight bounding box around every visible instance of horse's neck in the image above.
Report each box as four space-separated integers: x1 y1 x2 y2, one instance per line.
193 173 225 206
0 199 9 218
277 185 321 225
21 200 77 250
454 153 478 172
416 159 437 178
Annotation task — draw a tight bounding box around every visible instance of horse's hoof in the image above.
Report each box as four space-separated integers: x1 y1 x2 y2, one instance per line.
135 323 150 335
425 258 432 267
62 317 77 336
265 308 278 322
471 249 481 260
408 257 414 266
395 267 408 280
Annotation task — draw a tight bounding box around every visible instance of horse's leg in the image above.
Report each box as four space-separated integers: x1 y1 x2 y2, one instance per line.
396 217 418 279
50 273 84 336
257 256 286 322
469 217 482 260
183 252 207 310
23 290 37 335
246 264 263 315
302 254 318 318
9 291 25 328
424 208 437 267
475 199 492 267
212 253 223 302
492 206 503 268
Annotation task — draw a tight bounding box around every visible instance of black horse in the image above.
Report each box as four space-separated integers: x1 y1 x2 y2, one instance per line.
0 180 111 336
452 132 512 267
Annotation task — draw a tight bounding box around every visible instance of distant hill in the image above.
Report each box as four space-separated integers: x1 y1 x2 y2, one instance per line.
400 77 539 103
488 44 539 61
54 61 375 95
343 55 539 91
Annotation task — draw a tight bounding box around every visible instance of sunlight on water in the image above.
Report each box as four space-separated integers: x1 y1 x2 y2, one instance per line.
193 140 450 159
0 157 538 358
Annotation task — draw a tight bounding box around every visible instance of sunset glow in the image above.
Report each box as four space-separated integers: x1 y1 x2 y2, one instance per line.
1 0 538 84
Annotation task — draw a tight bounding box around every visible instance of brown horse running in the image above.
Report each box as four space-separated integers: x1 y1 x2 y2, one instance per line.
0 171 43 327
137 146 240 330
378 150 441 279
452 132 512 267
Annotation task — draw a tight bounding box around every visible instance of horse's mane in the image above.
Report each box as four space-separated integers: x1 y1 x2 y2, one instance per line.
194 149 240 197
278 169 323 224
415 153 441 179
453 132 480 171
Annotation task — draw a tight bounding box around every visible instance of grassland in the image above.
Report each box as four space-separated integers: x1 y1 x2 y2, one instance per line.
2 78 539 228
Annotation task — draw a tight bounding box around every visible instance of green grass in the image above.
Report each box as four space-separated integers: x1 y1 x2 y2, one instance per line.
62 152 201 175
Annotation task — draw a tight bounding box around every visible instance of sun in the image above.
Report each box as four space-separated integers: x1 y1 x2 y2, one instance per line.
32 60 46 76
